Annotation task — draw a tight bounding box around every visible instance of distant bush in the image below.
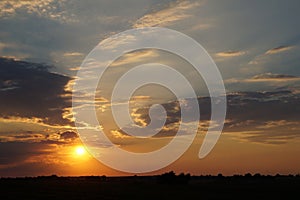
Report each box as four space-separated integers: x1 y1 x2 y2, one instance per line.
157 171 190 184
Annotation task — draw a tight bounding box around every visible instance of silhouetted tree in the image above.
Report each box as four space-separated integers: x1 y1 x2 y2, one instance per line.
158 171 190 184
217 173 224 178
254 173 261 178
101 175 107 181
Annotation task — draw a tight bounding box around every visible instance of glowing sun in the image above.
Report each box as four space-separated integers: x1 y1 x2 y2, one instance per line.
75 146 86 156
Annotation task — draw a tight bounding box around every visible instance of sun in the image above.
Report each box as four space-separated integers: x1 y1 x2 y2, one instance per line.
75 146 86 156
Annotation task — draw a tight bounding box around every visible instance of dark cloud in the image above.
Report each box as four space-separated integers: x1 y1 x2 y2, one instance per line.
111 97 212 138
0 142 50 166
225 73 300 95
226 90 300 122
59 131 78 140
0 129 82 176
110 90 300 144
0 141 70 177
0 58 72 126
0 133 45 143
0 130 78 144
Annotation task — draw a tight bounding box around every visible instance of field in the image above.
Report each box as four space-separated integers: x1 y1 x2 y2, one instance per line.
0 174 299 199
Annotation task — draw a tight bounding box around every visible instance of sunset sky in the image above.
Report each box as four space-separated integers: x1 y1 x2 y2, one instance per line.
0 0 300 177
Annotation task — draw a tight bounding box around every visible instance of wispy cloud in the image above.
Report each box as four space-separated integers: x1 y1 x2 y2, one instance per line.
0 116 74 130
248 45 297 67
189 22 213 31
0 130 78 143
226 73 300 84
63 52 84 57
265 45 294 55
110 50 159 67
225 129 300 145
256 120 299 129
0 42 14 51
133 0 201 28
215 51 246 58
100 34 136 50
0 133 45 143
250 73 299 81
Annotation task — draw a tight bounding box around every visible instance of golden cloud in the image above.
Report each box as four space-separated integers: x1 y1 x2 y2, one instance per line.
133 0 201 28
0 0 72 22
216 51 246 58
63 52 84 57
110 50 159 67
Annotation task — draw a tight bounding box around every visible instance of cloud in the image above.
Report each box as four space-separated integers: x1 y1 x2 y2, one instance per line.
0 0 70 22
0 59 292 146
0 133 45 143
188 22 214 31
109 97 211 139
0 42 30 61
215 51 246 58
0 129 78 144
0 58 73 126
110 50 159 67
63 52 84 57
1 0 299 80
0 142 51 167
221 91 300 145
0 140 82 176
68 66 81 71
0 130 79 176
226 119 300 145
245 45 299 75
110 130 131 139
223 90 300 144
130 95 151 100
133 0 201 28
226 90 300 122
0 0 147 72
0 79 19 91
225 72 300 93
0 116 73 130
226 129 300 145
100 34 137 50
226 73 300 84
265 45 294 55
256 120 299 129
108 90 300 145
0 42 14 52
59 131 78 140
251 73 298 80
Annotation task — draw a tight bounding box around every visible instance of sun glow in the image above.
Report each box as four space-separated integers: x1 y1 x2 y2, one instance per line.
75 146 86 156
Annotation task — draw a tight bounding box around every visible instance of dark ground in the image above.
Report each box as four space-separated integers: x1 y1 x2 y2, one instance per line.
0 174 299 200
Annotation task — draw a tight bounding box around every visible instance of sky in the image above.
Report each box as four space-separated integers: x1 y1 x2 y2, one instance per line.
0 0 300 177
